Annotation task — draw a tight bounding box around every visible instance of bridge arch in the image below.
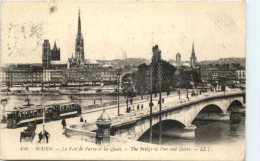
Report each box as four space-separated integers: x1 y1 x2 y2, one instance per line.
227 100 243 112
197 104 224 114
190 104 224 122
137 119 186 141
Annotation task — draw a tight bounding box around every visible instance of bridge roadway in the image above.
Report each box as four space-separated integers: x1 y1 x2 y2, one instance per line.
70 90 245 140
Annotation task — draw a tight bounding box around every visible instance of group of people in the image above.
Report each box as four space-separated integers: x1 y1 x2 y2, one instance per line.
157 98 165 105
38 130 50 144
61 117 86 129
126 104 143 113
80 116 87 123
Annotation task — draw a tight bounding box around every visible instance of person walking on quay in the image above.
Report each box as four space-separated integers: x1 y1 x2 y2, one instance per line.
80 116 84 122
130 98 133 105
44 130 50 144
137 104 139 110
141 104 143 109
38 132 43 143
162 98 165 104
62 118 66 129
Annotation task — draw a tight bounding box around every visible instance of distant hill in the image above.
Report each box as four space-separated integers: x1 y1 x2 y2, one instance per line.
97 58 148 69
199 57 246 67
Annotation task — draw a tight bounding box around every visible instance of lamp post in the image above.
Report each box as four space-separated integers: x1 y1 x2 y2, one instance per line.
149 65 153 144
158 59 162 144
117 71 121 116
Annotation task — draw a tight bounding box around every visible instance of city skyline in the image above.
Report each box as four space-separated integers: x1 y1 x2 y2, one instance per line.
1 1 245 65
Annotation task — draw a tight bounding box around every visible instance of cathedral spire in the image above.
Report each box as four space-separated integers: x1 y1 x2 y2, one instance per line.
192 42 195 56
75 9 85 63
77 9 81 36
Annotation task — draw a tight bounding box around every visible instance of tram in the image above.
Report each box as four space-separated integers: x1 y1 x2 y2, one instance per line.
6 102 82 128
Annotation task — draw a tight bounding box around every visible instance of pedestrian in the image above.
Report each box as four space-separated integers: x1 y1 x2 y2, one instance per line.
137 104 139 110
85 119 87 123
96 133 99 144
162 98 165 104
94 99 96 104
130 98 133 105
38 132 43 143
44 130 50 144
141 104 143 109
100 97 102 104
62 118 66 129
80 116 84 122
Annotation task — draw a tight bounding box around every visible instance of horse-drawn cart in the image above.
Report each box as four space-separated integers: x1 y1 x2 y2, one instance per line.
20 123 36 142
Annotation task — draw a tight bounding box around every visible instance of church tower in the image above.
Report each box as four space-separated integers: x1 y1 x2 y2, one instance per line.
176 52 181 68
42 40 51 68
190 42 197 68
75 9 85 64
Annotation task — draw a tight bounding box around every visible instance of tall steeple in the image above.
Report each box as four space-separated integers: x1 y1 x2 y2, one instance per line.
190 42 197 68
75 9 85 64
191 42 195 56
77 9 82 38
53 41 57 50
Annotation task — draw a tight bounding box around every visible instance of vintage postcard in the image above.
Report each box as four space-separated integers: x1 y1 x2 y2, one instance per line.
0 1 245 160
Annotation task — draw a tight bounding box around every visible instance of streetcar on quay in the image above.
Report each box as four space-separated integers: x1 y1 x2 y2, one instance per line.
5 101 82 128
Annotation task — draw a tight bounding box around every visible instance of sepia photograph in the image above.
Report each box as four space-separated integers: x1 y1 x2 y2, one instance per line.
0 1 246 160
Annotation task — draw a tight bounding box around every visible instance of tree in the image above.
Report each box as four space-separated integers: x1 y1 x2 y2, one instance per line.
121 73 135 98
132 63 150 95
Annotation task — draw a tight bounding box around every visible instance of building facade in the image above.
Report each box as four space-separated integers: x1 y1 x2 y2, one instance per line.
235 69 246 82
200 64 245 84
4 65 43 86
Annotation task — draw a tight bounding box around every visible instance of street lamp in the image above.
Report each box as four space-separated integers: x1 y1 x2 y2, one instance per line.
116 71 121 116
149 65 153 144
158 58 162 144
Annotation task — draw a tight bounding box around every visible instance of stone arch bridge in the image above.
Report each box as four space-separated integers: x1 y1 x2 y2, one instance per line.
110 92 245 141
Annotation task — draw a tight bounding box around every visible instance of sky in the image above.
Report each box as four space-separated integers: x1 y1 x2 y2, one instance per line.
0 1 245 65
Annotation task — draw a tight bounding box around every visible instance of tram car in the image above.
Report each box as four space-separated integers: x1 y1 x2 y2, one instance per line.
6 102 82 128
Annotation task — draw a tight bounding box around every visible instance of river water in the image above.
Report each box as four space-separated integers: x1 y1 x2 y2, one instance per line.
138 116 245 146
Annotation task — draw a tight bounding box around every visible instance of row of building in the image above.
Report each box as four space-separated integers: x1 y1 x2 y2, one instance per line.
0 64 120 87
199 64 245 84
